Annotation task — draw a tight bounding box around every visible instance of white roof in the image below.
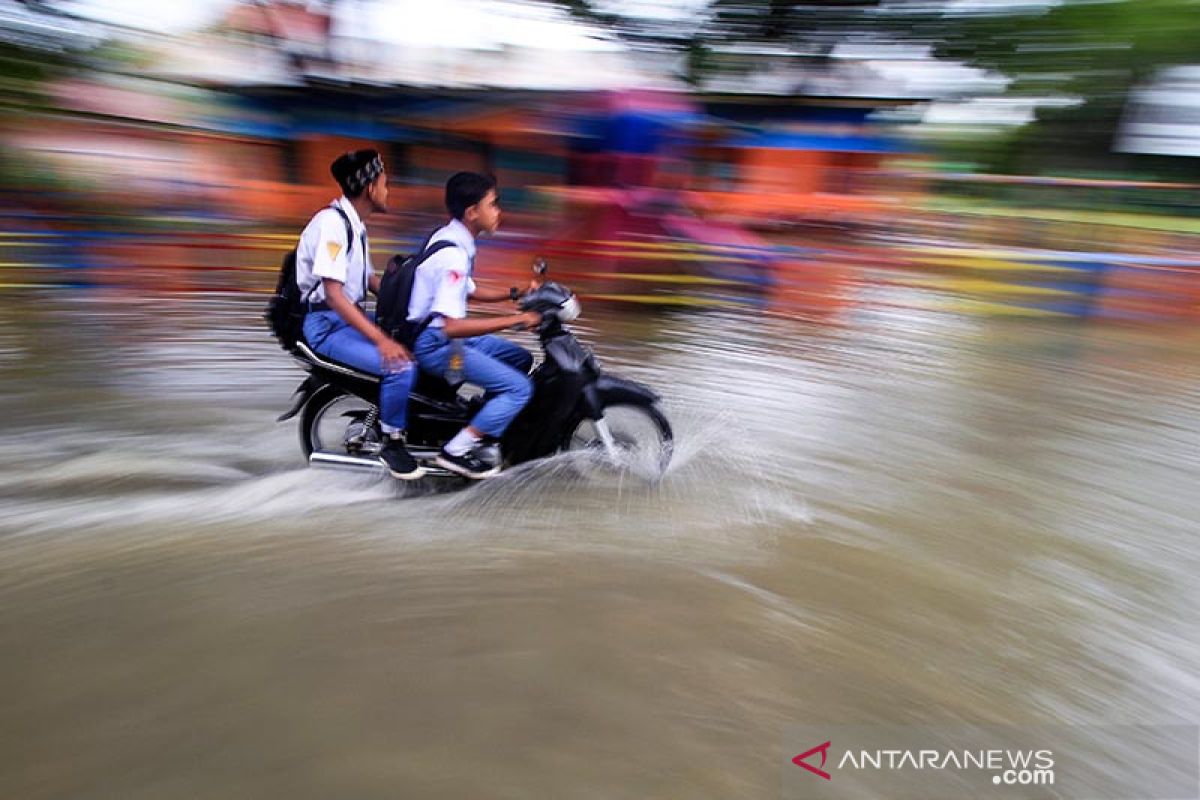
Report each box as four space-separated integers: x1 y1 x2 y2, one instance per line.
1118 65 1200 157
131 0 675 90
0 2 104 50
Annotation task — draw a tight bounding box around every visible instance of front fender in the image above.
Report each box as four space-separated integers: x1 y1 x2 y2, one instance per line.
588 374 660 413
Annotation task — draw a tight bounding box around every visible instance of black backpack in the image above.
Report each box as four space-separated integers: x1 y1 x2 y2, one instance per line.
376 235 457 348
264 206 354 352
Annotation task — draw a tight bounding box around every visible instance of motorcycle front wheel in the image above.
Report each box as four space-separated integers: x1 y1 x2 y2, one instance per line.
564 402 674 480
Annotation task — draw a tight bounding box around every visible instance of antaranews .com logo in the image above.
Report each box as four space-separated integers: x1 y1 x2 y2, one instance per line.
782 725 1198 800
793 739 1055 786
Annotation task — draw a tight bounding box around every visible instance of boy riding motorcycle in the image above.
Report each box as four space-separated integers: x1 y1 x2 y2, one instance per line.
296 149 426 480
408 172 541 479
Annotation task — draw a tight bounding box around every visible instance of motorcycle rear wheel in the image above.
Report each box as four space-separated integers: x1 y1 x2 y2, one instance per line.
299 385 378 459
564 403 673 479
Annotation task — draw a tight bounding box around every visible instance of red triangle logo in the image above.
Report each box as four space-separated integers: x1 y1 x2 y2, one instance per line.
793 741 832 780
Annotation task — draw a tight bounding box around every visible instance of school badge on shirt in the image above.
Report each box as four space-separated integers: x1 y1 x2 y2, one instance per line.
326 241 343 261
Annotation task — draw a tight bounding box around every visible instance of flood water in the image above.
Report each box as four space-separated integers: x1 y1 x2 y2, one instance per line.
2 290 1198 798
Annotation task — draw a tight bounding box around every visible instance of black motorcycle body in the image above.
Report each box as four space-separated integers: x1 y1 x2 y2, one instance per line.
279 287 672 479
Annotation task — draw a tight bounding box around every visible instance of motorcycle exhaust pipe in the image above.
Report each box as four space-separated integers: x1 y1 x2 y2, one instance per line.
308 451 382 470
308 450 459 479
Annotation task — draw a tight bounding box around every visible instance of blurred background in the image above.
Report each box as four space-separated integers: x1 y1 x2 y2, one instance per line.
1 2 1198 798
1 0 1197 312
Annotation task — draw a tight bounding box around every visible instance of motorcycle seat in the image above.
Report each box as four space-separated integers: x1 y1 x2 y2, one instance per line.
293 342 466 397
293 341 380 383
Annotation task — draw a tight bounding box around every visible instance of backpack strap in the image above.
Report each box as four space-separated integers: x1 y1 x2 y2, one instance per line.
327 204 364 305
297 205 359 308
328 204 356 258
419 239 456 263
408 238 459 341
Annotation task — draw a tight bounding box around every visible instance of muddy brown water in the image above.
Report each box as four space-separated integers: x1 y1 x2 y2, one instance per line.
1 291 1198 799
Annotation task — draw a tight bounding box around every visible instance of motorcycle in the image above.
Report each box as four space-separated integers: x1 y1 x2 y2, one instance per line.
277 260 673 481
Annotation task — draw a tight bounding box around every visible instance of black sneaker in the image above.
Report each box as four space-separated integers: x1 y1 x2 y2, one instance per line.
474 436 502 468
379 434 426 480
435 447 501 479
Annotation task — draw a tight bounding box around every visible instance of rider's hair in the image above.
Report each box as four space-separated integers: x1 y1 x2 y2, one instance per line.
445 172 497 220
331 149 384 199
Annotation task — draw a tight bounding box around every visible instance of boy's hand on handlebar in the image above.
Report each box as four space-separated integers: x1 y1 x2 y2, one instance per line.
519 310 543 330
377 338 412 371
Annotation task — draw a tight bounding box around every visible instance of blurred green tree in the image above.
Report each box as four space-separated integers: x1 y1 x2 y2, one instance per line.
0 2 101 114
551 0 1200 175
930 0 1200 174
552 0 903 87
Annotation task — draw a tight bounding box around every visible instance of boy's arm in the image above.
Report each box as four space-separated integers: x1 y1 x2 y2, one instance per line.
322 278 412 368
442 312 541 338
470 283 520 303
471 274 545 303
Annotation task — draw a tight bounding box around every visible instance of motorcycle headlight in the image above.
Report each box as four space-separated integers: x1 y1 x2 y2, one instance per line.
557 294 581 322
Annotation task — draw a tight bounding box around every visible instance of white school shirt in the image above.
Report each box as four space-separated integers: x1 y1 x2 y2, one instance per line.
406 218 477 328
295 196 371 306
